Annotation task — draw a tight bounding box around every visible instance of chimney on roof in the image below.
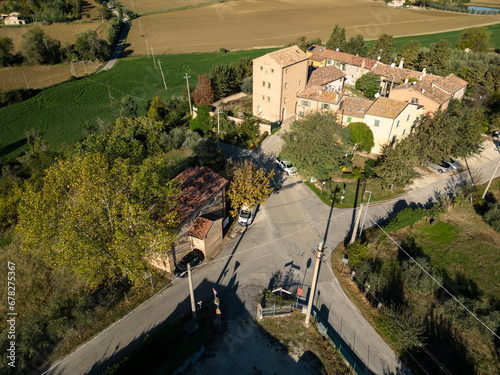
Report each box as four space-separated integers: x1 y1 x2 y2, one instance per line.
336 48 339 52
335 92 339 101
390 63 395 68
399 58 404 69
421 88 425 94
422 68 426 77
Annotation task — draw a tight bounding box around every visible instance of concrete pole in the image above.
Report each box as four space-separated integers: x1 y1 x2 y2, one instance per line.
217 106 220 147
350 203 364 244
184 73 192 115
158 61 167 90
482 157 500 199
304 242 323 327
151 46 156 69
146 38 149 57
187 263 196 319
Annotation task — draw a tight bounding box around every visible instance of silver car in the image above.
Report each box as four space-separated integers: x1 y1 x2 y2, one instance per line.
426 160 453 174
274 157 298 176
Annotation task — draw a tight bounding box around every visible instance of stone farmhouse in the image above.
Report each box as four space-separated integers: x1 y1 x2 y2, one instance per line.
149 167 228 273
252 45 468 154
1 12 25 25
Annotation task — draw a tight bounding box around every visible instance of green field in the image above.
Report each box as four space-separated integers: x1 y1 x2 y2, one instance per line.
0 48 277 160
367 22 500 51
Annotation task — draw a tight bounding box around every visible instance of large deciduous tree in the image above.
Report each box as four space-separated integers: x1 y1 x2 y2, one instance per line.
420 40 451 73
120 95 138 119
21 27 61 65
192 74 215 106
348 122 374 157
226 160 274 217
327 25 347 51
456 27 491 53
398 40 421 70
17 153 180 286
74 29 109 61
210 64 237 101
147 96 167 123
371 34 395 64
345 34 368 57
281 112 353 180
355 73 381 99
374 138 420 190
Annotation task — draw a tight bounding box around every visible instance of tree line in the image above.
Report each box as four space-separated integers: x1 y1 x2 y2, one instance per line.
0 13 122 67
0 92 230 373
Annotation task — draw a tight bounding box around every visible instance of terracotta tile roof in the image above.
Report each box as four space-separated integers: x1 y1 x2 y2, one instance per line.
267 45 309 67
175 167 228 223
370 63 422 83
298 86 344 104
434 73 468 94
307 65 346 87
340 96 373 118
189 216 213 239
393 80 451 104
349 56 378 70
320 50 355 64
365 97 409 119
306 45 328 62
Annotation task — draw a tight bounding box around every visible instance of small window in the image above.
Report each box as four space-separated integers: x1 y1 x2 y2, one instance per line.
321 103 330 110
407 114 410 121
267 96 270 102
374 119 380 127
268 82 271 88
396 120 400 128
411 97 419 104
299 80 302 86
402 128 406 136
271 69 274 73
260 66 263 70
298 111 304 117
286 68 289 74
262 95 265 101
347 116 352 123
284 97 287 103
285 82 288 89
262 81 265 87
301 100 310 107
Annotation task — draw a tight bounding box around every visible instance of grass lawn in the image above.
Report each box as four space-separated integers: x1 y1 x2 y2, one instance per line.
0 48 277 161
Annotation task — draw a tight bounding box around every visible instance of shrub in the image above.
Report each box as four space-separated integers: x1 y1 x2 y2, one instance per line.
383 208 425 233
189 105 212 134
347 240 369 268
483 202 500 232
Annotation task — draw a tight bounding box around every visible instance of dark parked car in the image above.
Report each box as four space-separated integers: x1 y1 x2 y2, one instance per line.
174 249 205 277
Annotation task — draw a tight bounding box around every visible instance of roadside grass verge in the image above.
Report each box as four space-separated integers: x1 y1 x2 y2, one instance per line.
305 178 404 209
0 48 277 161
259 312 351 375
330 178 500 375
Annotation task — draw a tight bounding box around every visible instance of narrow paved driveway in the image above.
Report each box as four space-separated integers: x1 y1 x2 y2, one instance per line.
43 134 500 375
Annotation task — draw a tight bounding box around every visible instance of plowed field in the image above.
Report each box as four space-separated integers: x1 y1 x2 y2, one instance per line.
0 62 102 91
125 0 500 55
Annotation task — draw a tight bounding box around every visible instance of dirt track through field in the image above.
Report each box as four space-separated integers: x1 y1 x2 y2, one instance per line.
125 0 500 55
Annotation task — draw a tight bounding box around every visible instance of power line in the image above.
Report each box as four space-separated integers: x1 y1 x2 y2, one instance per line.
87 79 148 102
365 212 500 341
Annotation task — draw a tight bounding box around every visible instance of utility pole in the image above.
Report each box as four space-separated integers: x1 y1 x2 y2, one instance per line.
482 156 500 199
187 263 196 319
217 106 220 147
151 46 156 69
350 204 364 244
138 19 143 36
146 38 149 57
22 71 29 89
184 73 192 115
359 190 372 237
158 60 167 90
304 242 323 327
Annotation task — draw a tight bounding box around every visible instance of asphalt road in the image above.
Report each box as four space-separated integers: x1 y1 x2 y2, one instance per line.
42 134 500 375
